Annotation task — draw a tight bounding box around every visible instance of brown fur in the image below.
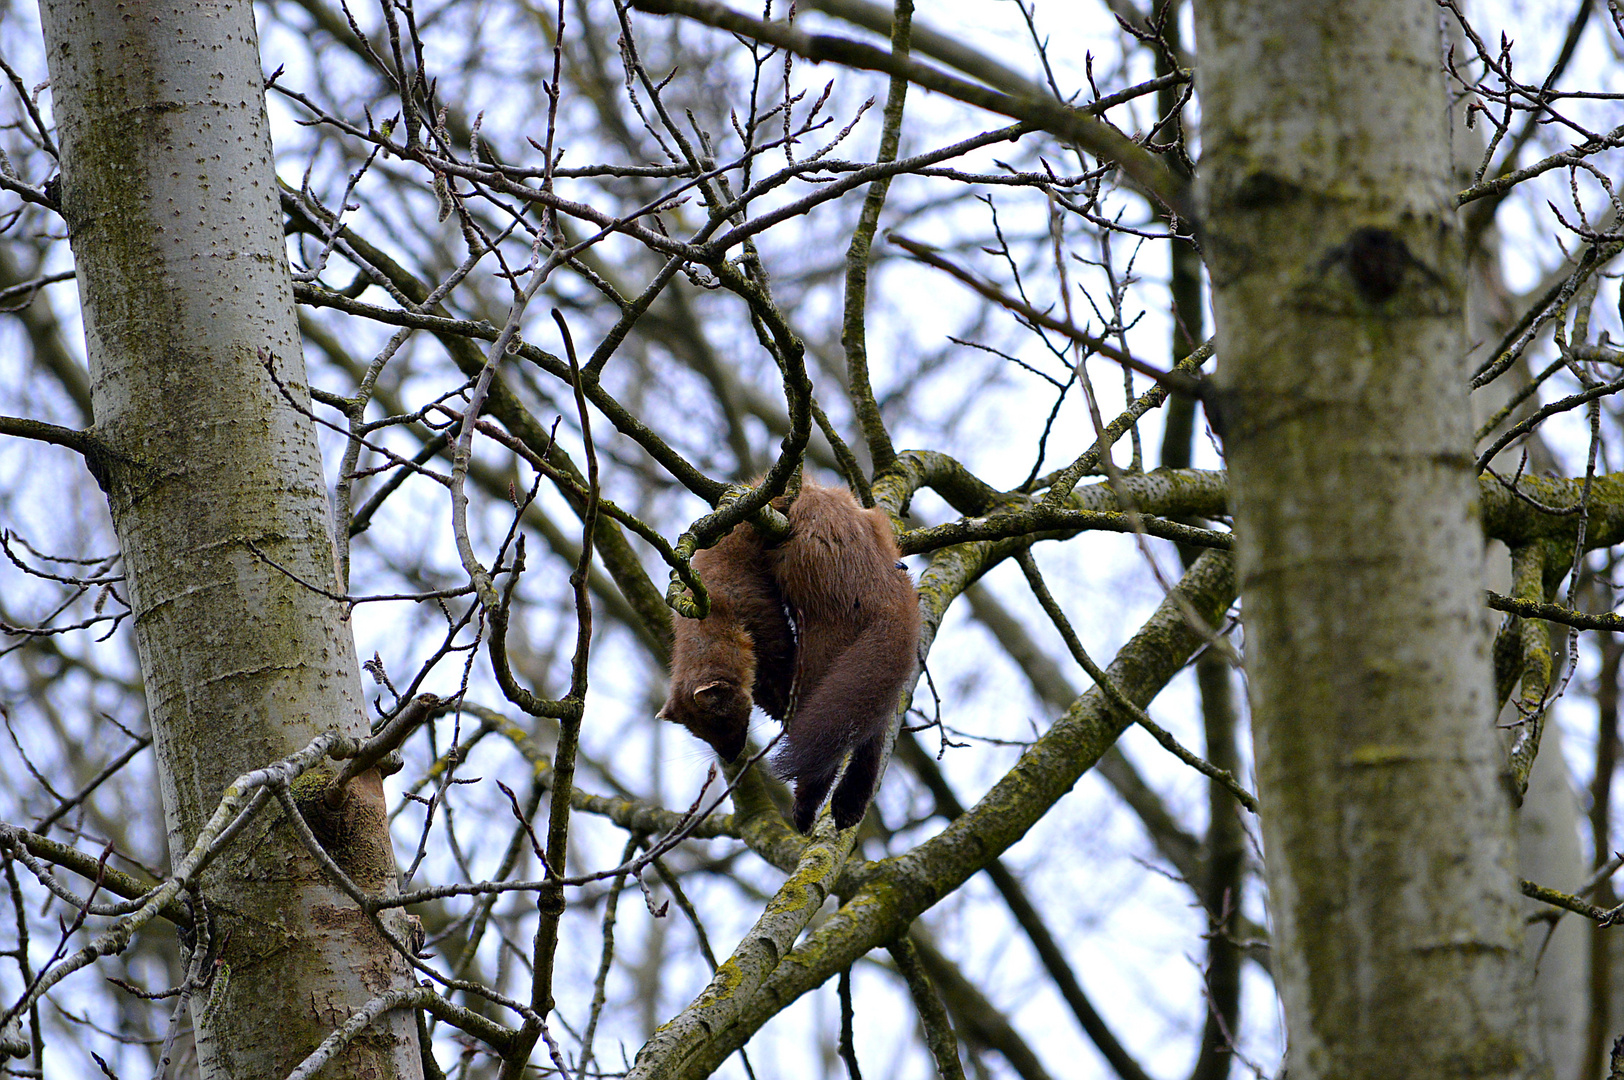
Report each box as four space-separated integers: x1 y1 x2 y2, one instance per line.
659 519 797 762
768 481 920 832
660 479 920 832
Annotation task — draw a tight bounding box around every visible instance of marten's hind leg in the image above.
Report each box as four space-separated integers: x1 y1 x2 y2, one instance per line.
788 756 842 833
828 732 885 830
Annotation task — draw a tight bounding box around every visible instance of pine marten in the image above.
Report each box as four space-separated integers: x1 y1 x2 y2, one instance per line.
659 479 921 832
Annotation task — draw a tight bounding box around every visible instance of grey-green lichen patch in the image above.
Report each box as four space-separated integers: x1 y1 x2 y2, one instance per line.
763 847 835 916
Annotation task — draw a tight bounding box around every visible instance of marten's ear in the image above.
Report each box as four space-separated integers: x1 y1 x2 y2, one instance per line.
693 681 732 704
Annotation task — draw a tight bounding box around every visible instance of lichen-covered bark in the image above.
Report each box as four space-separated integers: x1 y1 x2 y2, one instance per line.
1191 1 1543 1076
38 1 421 1076
648 550 1237 1080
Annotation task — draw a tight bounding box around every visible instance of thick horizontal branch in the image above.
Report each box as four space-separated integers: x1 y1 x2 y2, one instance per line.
0 172 56 211
1481 471 1624 550
0 415 135 491
0 414 108 458
1521 878 1618 922
0 825 189 928
901 505 1230 555
1487 590 1624 633
886 466 1624 566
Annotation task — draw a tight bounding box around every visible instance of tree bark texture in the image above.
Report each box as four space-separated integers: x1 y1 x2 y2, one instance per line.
1190 1 1543 1077
38 1 422 1076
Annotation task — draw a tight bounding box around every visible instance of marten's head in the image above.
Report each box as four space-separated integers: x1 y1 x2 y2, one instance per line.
658 680 751 760
658 624 755 761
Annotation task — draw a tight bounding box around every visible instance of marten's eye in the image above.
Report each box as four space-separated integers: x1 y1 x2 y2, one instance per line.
894 561 906 571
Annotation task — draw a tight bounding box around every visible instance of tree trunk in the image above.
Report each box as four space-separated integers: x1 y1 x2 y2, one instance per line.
1190 1 1543 1076
38 1 423 1076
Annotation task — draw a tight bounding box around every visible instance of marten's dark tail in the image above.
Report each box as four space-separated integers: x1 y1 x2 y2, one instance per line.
773 611 916 832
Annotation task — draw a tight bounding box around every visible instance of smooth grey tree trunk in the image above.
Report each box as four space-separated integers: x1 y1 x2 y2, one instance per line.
1516 722 1586 1079
38 1 422 1076
1190 1 1545 1076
